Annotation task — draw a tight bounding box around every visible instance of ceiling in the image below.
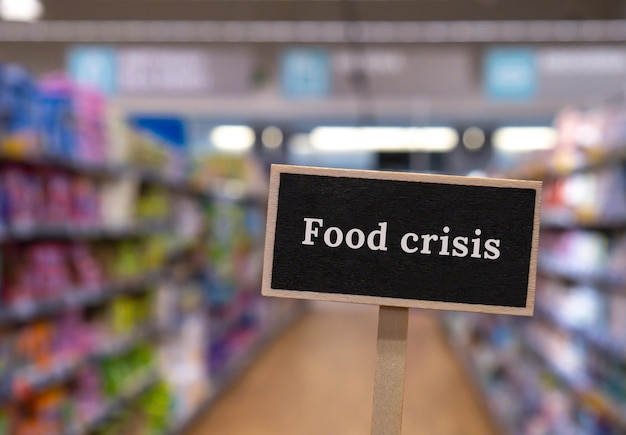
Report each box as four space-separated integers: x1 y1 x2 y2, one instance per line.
5 1 623 127
41 0 626 22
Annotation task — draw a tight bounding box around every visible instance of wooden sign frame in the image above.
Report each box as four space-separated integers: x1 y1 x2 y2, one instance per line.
262 164 542 316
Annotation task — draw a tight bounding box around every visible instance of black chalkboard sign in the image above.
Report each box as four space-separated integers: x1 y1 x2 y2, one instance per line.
262 165 541 315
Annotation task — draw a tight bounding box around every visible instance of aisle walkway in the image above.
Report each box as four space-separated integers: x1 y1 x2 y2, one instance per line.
187 303 498 435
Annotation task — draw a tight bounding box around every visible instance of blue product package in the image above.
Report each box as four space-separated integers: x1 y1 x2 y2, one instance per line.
38 77 78 160
38 94 64 157
59 96 77 159
1 64 38 153
37 94 56 155
38 93 76 159
245 207 263 239
0 63 7 141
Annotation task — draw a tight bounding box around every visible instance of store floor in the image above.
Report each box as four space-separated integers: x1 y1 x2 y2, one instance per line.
186 302 498 435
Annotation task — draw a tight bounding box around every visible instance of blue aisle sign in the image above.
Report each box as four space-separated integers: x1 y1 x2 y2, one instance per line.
67 46 117 95
483 48 537 101
280 48 330 98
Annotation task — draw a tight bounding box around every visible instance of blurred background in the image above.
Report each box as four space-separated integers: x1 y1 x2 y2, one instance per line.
1 1 626 434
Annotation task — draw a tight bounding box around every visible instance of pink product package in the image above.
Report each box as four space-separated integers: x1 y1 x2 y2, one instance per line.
44 171 73 226
70 243 104 290
29 243 72 300
55 312 93 360
1 166 45 229
74 366 105 423
39 74 107 165
73 87 106 165
71 177 101 227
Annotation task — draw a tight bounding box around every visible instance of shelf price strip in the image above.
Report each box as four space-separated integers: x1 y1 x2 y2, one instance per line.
262 165 542 435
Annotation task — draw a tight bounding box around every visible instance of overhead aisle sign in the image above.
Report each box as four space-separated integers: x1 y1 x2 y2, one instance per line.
67 46 117 95
67 46 253 96
280 48 331 98
483 47 537 101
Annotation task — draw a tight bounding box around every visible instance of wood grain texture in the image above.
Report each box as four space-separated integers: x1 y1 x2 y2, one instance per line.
526 179 542 315
268 164 542 189
371 306 409 435
185 303 499 435
260 289 534 315
261 161 281 299
262 164 542 316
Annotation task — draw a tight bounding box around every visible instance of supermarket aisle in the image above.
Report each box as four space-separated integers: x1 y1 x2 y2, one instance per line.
186 303 497 435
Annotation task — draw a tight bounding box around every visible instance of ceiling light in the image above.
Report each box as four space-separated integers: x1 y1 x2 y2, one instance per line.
0 0 43 22
310 127 410 152
262 126 283 150
418 128 459 152
462 127 486 151
210 125 255 153
309 127 458 153
493 127 557 153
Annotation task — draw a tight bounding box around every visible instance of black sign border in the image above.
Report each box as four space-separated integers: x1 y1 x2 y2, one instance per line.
262 164 542 316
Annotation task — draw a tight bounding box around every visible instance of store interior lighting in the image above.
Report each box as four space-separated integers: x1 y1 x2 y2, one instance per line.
462 127 486 151
261 126 283 149
309 127 459 153
0 0 43 22
492 126 557 153
210 125 256 153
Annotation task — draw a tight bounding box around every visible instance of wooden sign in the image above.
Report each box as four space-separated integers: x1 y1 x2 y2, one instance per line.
262 164 541 435
262 164 541 316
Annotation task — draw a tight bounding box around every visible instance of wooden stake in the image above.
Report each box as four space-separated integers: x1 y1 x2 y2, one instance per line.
371 305 409 435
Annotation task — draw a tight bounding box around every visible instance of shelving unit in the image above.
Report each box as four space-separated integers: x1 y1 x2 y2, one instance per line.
447 106 626 434
68 370 160 435
540 212 626 230
2 323 159 403
0 65 300 434
169 300 307 435
504 145 626 182
538 258 626 289
0 270 160 324
0 149 299 431
534 303 626 362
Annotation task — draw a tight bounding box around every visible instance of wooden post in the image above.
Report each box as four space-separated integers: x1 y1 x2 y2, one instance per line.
371 305 409 435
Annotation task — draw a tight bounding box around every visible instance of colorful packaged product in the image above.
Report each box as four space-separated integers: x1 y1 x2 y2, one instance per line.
0 406 10 434
0 326 13 380
72 86 106 164
14 321 54 374
0 63 39 157
29 243 71 300
3 243 35 306
70 242 104 290
73 366 105 426
1 165 44 230
71 176 101 227
38 75 106 164
44 171 73 225
37 75 78 160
